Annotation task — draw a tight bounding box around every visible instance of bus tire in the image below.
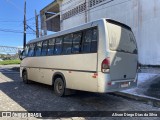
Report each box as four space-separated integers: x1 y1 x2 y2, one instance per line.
22 70 29 84
54 77 66 97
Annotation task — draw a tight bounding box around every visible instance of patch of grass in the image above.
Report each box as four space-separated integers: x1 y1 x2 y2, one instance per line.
0 59 21 65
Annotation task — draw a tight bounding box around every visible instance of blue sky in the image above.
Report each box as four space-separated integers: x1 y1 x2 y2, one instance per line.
0 0 53 47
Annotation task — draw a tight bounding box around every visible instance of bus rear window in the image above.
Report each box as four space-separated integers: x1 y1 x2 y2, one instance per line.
107 22 137 54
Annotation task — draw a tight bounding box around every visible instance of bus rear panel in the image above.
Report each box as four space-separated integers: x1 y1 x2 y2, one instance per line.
97 19 138 93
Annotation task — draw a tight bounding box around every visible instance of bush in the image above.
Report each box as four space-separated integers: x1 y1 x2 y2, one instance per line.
0 59 21 65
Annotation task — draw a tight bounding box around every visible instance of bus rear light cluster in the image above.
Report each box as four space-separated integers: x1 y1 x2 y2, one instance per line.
101 58 110 73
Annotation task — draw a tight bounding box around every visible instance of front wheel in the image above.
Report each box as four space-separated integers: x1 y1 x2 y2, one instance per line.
22 71 29 84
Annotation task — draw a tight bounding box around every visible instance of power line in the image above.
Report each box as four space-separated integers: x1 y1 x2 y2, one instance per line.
0 16 39 23
26 17 35 21
26 24 36 33
0 16 40 23
4 0 40 24
5 0 23 13
0 28 23 32
0 30 34 34
0 33 34 36
26 14 40 21
0 28 35 34
0 20 22 23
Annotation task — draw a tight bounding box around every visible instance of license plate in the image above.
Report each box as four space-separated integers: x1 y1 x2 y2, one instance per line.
121 82 129 88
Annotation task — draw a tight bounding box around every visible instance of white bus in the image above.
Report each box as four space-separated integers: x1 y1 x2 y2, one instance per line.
19 18 138 97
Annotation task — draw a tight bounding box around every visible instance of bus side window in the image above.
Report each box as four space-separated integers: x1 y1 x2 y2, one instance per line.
62 34 73 55
72 32 82 54
28 44 35 57
54 37 63 55
81 29 92 53
90 28 98 53
47 39 55 55
41 40 48 56
35 42 42 56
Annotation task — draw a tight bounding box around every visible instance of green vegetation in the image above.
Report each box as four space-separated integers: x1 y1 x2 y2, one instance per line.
0 59 21 65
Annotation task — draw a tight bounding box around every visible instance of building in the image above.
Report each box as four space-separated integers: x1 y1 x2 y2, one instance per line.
40 0 160 66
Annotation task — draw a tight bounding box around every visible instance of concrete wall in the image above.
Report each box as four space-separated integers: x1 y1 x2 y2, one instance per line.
59 0 160 65
60 0 86 30
137 0 160 65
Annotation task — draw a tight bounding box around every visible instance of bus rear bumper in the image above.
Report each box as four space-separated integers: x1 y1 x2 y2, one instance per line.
103 79 137 93
98 76 137 93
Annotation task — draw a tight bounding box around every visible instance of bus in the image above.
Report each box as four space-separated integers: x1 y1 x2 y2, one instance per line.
19 18 138 97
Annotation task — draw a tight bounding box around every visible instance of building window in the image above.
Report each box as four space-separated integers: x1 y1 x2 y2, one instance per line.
89 0 108 7
61 3 86 20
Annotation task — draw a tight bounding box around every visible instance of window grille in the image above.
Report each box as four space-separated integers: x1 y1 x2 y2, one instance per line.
61 3 86 20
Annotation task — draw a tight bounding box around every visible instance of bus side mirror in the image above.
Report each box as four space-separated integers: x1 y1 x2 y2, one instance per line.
18 50 21 56
18 50 24 60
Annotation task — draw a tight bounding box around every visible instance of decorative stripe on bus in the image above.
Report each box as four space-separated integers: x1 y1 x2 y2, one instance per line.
21 66 97 73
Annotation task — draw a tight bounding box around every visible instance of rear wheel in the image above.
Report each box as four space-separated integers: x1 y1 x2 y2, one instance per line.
22 71 29 84
54 78 65 97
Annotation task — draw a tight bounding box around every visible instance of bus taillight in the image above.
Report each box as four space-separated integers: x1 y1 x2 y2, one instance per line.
101 58 110 73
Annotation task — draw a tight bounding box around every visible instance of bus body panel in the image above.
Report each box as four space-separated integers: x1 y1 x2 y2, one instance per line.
97 19 138 93
64 71 98 92
106 21 138 81
97 72 137 93
21 53 98 92
109 51 137 80
96 19 109 72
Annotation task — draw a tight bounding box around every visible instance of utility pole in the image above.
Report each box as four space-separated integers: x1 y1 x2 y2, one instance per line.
23 0 26 49
35 10 39 38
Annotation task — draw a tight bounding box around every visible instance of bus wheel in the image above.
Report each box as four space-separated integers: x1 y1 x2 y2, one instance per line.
22 71 29 84
54 78 65 97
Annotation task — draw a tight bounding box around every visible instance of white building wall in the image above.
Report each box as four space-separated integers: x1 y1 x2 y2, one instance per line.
60 0 86 30
62 13 86 30
60 0 160 65
137 0 160 65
